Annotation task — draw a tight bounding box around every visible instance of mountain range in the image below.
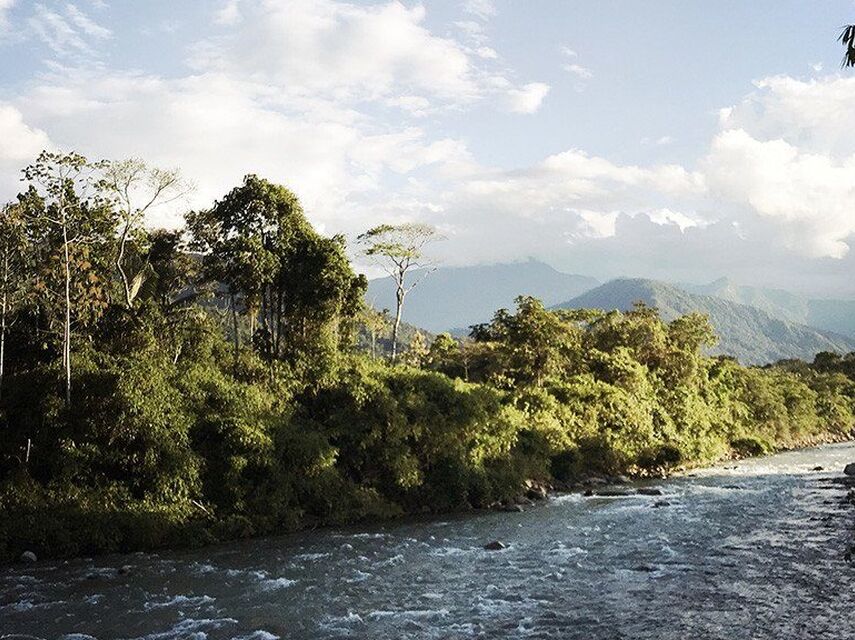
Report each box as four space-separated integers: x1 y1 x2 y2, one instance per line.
365 260 597 334
365 261 855 365
556 279 855 365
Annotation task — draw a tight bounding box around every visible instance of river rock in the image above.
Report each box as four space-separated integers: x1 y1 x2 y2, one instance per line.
843 463 855 476
637 488 664 496
812 466 824 471
502 503 524 513
631 564 656 572
653 500 671 508
611 475 631 484
118 565 132 576
584 476 608 487
525 483 549 501
20 550 37 563
596 489 632 497
484 540 507 551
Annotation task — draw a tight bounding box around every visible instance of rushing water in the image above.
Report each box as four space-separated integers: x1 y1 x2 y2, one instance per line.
2 442 855 640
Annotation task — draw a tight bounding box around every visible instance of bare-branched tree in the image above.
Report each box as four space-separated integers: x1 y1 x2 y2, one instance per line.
358 223 443 359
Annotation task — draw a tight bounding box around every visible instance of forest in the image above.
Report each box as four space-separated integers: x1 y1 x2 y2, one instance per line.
1 151 853 561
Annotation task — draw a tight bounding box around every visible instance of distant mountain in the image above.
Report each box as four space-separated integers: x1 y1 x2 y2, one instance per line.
684 277 855 339
366 260 598 334
555 278 855 365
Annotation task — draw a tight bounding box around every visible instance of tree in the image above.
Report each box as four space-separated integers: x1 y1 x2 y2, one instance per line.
187 175 365 376
357 223 442 359
101 159 191 311
21 151 115 406
403 331 429 367
472 296 582 387
840 25 855 67
360 305 390 358
0 203 29 401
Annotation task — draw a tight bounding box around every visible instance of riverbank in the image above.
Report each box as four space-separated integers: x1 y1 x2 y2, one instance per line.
7 431 852 567
4 442 855 640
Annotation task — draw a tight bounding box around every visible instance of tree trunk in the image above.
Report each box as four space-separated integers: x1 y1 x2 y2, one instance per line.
62 223 72 406
0 282 6 403
116 223 133 309
391 283 404 360
231 291 240 369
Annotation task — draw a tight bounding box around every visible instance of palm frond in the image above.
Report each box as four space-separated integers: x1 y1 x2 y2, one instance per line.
839 25 855 68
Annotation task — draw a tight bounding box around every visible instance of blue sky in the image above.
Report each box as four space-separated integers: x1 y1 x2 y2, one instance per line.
2 1 855 295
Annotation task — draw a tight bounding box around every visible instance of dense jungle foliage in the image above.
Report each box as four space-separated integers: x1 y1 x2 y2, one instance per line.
1 152 853 561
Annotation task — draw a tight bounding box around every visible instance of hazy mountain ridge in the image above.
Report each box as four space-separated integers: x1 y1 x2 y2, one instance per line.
366 260 598 333
685 277 855 338
556 278 855 364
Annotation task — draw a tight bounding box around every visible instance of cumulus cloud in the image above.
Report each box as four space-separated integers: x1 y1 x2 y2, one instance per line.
703 128 855 258
0 102 52 195
4 1 855 295
189 0 545 113
504 82 550 114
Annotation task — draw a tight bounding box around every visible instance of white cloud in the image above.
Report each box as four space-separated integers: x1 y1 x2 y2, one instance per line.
462 0 495 20
504 82 550 114
28 2 110 58
0 0 14 33
0 102 52 198
563 63 593 79
703 128 855 258
214 0 242 26
721 75 855 157
6 2 855 294
191 1 478 104
560 45 593 85
189 0 547 115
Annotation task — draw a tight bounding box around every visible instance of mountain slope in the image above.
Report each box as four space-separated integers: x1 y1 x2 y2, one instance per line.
684 277 855 338
366 260 597 334
556 278 855 364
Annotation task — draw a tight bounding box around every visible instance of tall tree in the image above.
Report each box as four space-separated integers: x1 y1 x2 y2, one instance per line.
357 223 442 359
187 175 365 376
21 151 115 406
101 159 191 311
0 203 29 402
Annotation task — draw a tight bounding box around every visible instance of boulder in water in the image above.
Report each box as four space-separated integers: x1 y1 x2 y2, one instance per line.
843 463 855 476
596 489 632 497
20 550 37 563
525 481 549 501
812 466 824 471
638 488 663 496
483 540 507 551
653 500 671 508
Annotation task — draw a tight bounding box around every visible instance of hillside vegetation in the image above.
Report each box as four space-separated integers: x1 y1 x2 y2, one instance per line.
1 155 853 561
558 278 855 365
686 278 855 339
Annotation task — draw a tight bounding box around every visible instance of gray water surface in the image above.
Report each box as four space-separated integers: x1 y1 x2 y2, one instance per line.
3 442 855 640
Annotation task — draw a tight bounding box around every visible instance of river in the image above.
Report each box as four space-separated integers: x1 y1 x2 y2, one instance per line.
2 442 854 640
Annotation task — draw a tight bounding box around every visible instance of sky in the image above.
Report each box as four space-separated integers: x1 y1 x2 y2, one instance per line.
2 0 855 295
